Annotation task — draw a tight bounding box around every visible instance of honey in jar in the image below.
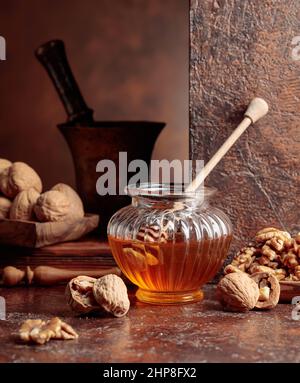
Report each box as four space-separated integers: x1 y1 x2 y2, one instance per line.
108 184 232 304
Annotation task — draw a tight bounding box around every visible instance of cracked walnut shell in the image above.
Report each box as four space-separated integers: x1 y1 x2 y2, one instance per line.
217 272 259 312
66 276 99 314
10 188 40 221
19 317 78 345
251 272 280 309
93 274 130 317
0 162 42 199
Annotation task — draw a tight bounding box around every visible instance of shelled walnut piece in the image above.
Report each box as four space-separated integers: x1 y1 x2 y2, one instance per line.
227 227 300 282
66 274 130 317
19 317 78 345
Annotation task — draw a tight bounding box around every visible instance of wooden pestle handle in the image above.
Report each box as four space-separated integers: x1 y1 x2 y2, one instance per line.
1 266 121 286
186 98 269 192
2 266 26 286
35 40 94 124
33 266 121 286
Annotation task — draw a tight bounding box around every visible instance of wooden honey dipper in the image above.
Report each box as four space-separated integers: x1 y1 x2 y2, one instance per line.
137 98 269 242
186 97 269 191
1 265 121 286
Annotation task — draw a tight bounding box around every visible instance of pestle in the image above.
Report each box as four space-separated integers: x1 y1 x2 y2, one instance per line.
35 40 94 124
186 98 269 192
1 266 121 287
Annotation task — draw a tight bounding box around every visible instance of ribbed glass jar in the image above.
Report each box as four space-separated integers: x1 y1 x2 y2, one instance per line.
108 184 232 304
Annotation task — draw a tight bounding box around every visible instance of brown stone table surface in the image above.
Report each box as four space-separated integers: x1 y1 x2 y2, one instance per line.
0 285 299 363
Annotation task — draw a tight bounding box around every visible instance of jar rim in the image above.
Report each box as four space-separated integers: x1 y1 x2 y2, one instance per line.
126 183 217 200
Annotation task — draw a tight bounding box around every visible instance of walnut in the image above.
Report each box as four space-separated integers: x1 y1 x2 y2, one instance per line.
255 227 291 248
224 264 245 274
0 159 12 174
294 266 300 281
123 247 147 271
34 190 71 222
9 188 40 221
216 272 259 312
0 196 12 219
231 246 257 272
227 228 300 284
19 317 78 345
248 263 275 275
51 183 84 219
123 245 159 271
92 274 130 317
261 243 278 261
251 272 280 309
65 276 99 314
0 162 42 199
274 268 287 280
281 250 298 269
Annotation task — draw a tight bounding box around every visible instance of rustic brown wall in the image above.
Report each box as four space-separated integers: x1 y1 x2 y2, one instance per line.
190 0 300 255
0 0 188 190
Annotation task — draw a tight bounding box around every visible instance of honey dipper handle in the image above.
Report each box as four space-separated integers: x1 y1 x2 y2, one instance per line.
186 98 269 192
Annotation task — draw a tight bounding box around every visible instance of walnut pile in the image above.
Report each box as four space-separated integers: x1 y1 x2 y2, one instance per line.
19 317 78 345
0 158 85 223
66 274 130 317
226 227 300 282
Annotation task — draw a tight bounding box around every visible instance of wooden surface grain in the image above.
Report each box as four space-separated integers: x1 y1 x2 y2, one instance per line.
0 285 299 363
0 238 116 271
190 0 300 257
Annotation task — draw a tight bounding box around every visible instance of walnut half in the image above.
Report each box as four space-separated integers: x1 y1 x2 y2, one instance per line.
65 276 99 314
250 272 280 309
19 317 78 345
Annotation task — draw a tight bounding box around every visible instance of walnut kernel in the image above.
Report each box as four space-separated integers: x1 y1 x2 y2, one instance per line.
19 317 78 345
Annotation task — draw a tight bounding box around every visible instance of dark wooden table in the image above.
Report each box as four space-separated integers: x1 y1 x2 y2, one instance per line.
0 285 299 363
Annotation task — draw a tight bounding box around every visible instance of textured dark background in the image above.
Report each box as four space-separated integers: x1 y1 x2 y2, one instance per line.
190 0 300 255
0 0 188 189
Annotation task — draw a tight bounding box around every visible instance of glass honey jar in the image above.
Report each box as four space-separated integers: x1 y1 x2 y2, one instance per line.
108 183 232 304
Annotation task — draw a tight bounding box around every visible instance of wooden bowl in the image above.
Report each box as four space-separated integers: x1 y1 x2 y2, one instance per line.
0 214 99 248
280 281 300 302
